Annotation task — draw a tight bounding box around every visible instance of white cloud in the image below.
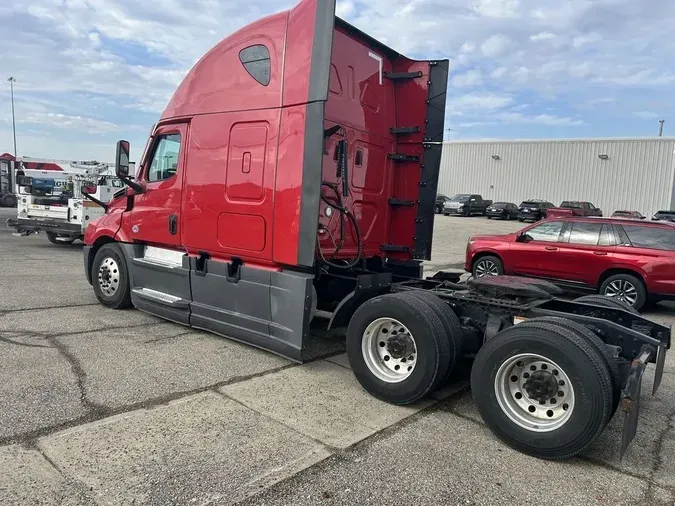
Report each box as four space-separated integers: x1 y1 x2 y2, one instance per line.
497 112 583 126
1 0 675 156
530 32 556 42
481 34 511 57
633 111 662 119
447 92 514 116
451 69 483 87
572 32 601 48
472 0 521 18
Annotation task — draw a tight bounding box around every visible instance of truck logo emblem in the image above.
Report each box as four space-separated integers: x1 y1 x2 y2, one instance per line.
368 51 383 85
132 225 139 233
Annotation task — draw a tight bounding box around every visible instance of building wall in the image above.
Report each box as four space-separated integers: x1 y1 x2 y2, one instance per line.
437 138 675 218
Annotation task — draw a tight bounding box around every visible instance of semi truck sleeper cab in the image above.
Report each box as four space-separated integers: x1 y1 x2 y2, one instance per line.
83 0 670 462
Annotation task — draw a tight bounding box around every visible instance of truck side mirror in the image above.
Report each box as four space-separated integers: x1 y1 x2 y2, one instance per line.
114 139 144 194
115 140 131 178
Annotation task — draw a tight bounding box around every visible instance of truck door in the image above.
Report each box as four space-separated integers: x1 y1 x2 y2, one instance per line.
121 123 192 325
125 124 186 247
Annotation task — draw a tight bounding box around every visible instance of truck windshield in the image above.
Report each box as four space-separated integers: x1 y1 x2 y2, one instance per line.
561 201 582 208
451 194 471 202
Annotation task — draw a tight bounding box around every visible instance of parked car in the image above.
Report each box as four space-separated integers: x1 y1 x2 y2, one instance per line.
652 210 675 222
465 216 675 310
612 210 646 220
485 202 518 220
435 194 451 214
555 201 603 217
443 194 493 216
517 199 555 222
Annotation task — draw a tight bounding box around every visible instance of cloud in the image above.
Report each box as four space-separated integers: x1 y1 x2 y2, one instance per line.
633 111 662 120
1 0 674 157
497 112 583 126
451 69 484 87
481 34 511 57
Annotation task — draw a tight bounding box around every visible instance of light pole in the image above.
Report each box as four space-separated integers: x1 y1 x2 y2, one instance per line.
7 77 17 157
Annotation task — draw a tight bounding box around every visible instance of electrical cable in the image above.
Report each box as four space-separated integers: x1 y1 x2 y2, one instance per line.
316 133 364 270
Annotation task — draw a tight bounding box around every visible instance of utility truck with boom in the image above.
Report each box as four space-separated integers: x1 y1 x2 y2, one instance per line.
82 0 670 461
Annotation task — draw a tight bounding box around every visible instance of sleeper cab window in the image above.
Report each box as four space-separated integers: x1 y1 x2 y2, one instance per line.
239 45 271 86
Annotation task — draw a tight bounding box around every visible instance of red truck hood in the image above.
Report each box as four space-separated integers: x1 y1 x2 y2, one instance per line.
470 232 517 242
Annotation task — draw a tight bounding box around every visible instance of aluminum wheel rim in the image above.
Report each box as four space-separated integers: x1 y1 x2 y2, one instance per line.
475 259 499 277
362 317 417 383
97 257 120 297
495 353 575 432
604 280 638 306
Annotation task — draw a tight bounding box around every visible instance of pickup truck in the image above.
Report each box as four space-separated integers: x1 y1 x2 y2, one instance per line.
443 194 493 216
547 200 603 218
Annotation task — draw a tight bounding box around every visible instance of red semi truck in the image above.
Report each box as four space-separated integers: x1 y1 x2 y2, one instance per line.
82 0 669 460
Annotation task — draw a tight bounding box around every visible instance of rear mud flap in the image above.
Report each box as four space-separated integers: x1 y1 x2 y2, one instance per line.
620 344 662 459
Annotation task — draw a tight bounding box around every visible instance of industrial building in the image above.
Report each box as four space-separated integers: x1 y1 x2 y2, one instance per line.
437 137 675 218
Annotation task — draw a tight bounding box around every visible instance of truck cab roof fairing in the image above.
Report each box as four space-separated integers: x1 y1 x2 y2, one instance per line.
161 0 337 121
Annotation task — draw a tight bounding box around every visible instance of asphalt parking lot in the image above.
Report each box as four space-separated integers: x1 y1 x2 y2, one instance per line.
2 207 675 506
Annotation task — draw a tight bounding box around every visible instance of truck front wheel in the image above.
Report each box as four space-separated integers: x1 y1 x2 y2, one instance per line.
92 243 133 309
346 292 448 405
471 319 613 459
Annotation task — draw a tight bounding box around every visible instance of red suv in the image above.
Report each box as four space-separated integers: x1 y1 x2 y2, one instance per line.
465 217 675 310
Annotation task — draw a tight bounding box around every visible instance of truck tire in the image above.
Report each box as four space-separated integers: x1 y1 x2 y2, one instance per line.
92 243 133 309
597 274 646 311
404 291 464 386
1 194 16 207
462 207 470 217
518 317 621 419
46 232 76 245
346 292 449 405
472 255 503 278
574 294 639 314
471 319 613 459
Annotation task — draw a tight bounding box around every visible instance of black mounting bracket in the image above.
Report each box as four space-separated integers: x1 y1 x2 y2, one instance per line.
390 126 420 135
384 71 423 80
388 153 419 162
380 244 411 253
388 198 415 207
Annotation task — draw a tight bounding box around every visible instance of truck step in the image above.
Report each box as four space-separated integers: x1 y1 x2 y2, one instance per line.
132 288 189 308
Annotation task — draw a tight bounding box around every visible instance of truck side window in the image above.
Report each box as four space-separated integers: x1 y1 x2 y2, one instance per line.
147 134 181 182
239 45 271 86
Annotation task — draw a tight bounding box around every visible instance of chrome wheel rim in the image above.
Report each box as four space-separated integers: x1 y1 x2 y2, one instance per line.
362 317 417 383
495 353 575 432
604 280 638 306
98 257 120 297
475 259 499 277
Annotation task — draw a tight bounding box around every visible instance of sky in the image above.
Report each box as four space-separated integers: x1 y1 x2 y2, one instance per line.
0 0 673 162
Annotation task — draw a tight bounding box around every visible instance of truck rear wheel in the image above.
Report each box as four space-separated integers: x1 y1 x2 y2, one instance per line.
346 292 448 405
517 317 621 418
405 291 464 386
575 293 640 314
92 243 132 309
471 319 613 459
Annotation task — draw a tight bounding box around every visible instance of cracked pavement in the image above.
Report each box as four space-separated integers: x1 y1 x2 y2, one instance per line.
2 208 675 505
